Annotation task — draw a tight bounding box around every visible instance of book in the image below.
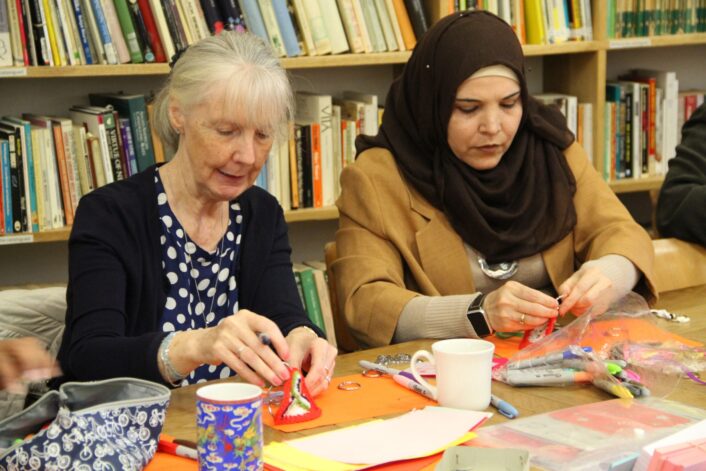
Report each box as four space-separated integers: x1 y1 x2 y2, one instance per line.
146 0 174 60
292 263 327 334
342 90 378 136
52 0 81 64
402 0 426 39
159 0 188 52
2 117 39 232
118 117 138 176
298 0 330 54
68 106 114 184
303 261 337 347
316 0 348 54
296 92 334 207
88 93 156 172
113 0 144 62
68 0 94 63
81 0 108 63
2 0 23 66
215 0 246 31
335 0 365 53
289 0 315 54
199 0 223 33
359 0 386 52
264 0 293 56
99 0 130 62
239 0 268 42
390 0 414 49
373 0 397 51
0 125 25 232
383 0 404 50
72 123 94 195
86 0 119 63
26 0 52 64
0 139 11 233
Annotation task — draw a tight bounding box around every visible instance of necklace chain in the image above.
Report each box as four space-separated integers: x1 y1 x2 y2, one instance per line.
184 205 229 327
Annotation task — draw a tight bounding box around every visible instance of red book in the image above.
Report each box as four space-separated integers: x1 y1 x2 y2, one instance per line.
14 0 30 65
137 0 167 62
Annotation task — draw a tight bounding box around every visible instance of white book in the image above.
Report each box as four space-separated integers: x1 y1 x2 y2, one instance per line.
174 0 195 44
53 0 81 64
266 146 281 202
383 0 404 51
290 0 316 55
63 0 86 64
99 0 130 62
316 0 349 54
300 0 331 55
579 102 593 164
296 92 335 206
257 0 287 56
358 0 385 52
147 0 175 60
41 127 64 228
29 127 49 230
2 0 23 65
335 0 365 53
69 107 113 185
343 90 378 136
47 0 68 65
72 124 93 195
372 0 396 51
331 104 342 197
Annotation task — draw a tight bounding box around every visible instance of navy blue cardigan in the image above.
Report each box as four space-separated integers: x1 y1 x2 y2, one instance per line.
55 166 320 386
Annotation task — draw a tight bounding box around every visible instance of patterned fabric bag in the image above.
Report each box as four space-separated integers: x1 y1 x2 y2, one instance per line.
0 377 170 470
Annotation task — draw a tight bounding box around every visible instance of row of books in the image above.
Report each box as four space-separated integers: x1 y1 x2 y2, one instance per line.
534 93 594 163
0 92 160 234
293 261 337 348
604 70 706 181
606 0 706 38
254 90 379 211
0 0 431 67
449 0 594 45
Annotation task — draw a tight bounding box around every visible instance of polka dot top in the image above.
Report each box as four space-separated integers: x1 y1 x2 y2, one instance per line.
155 170 244 386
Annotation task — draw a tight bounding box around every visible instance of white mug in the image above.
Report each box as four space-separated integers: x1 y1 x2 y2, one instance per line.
410 338 495 411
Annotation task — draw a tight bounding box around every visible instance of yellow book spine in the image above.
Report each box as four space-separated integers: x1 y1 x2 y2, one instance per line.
42 0 61 65
524 0 545 44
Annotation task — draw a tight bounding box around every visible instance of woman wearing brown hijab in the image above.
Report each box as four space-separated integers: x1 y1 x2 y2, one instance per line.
332 11 656 348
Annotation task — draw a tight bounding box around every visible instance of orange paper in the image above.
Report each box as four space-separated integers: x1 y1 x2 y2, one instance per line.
263 373 435 432
488 318 702 360
144 452 197 471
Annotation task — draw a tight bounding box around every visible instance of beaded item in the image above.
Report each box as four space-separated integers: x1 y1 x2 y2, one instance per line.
273 367 321 425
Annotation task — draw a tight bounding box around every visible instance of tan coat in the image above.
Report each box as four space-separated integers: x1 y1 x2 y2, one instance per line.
332 143 657 348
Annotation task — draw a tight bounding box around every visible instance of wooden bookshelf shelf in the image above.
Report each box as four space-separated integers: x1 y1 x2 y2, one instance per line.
606 33 706 50
609 176 665 194
523 41 601 56
282 51 411 69
0 207 339 246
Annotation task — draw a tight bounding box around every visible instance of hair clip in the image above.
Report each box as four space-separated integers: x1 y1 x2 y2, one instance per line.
169 47 189 69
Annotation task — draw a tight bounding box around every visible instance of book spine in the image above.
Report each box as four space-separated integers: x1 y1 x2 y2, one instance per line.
1 141 11 233
119 118 138 175
0 142 4 234
126 0 154 61
391 0 414 49
0 0 15 66
144 0 172 59
100 0 131 62
214 0 245 31
336 0 365 53
42 0 62 64
132 0 163 61
160 0 187 51
53 0 81 64
18 123 38 232
297 269 326 334
4 132 24 231
28 129 46 230
5 0 26 65
61 122 81 212
15 0 33 64
272 0 301 56
402 0 427 39
68 0 94 62
199 0 223 32
113 0 144 62
80 0 106 62
300 0 331 54
238 0 269 41
50 125 73 225
88 0 118 63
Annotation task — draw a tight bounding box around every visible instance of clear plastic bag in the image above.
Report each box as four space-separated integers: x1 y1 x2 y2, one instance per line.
492 293 705 398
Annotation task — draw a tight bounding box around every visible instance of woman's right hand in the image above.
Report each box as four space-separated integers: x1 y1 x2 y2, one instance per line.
168 309 292 388
483 281 560 332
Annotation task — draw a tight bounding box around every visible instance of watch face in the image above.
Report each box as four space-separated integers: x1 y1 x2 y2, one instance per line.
468 311 491 337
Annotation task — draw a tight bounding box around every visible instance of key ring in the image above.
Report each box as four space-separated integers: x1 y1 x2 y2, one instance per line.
362 369 383 378
337 380 361 391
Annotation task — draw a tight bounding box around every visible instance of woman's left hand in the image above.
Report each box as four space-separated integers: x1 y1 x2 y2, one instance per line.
558 264 614 317
285 327 337 397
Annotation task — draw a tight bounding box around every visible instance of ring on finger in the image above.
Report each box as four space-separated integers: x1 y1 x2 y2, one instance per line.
236 345 246 357
520 313 526 325
325 375 332 383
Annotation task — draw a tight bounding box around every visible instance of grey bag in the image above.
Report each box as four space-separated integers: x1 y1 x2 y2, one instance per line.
0 377 170 471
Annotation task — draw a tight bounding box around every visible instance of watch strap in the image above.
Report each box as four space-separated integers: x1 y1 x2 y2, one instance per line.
467 294 492 338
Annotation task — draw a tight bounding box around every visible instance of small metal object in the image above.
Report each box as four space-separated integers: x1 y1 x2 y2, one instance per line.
375 353 411 366
337 380 361 391
478 256 518 280
520 313 526 325
362 369 383 378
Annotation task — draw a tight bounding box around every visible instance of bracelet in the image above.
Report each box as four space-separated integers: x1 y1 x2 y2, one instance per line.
159 332 188 385
290 325 319 339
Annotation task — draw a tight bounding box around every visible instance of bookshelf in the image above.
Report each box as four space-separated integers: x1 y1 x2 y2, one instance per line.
1 0 705 284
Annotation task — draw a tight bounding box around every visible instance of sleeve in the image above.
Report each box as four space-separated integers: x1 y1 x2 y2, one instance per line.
566 143 658 303
656 103 706 246
332 160 419 347
62 193 168 385
245 203 324 338
393 294 477 343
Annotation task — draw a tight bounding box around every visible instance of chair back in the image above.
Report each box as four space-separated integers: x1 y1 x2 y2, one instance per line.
653 238 706 293
324 242 360 352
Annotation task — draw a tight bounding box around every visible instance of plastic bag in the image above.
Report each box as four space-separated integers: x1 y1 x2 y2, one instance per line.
493 293 705 398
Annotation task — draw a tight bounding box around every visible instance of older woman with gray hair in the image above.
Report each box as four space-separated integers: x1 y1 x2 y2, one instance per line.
55 32 337 395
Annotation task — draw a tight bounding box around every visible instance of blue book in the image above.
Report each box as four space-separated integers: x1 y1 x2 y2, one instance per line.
87 0 118 64
69 0 94 64
1 139 12 234
271 0 300 56
239 0 268 41
2 117 39 232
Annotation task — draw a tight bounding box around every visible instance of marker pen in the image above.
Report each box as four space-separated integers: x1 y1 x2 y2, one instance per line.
158 440 198 460
508 346 593 369
490 394 519 419
592 379 634 399
505 368 592 386
392 374 435 400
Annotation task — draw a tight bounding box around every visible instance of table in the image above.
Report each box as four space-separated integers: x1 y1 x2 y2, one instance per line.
162 285 706 444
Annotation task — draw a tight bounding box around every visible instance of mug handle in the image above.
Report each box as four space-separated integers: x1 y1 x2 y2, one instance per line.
410 350 437 400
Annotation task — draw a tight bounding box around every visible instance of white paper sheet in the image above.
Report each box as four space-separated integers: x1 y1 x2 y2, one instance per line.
286 406 491 465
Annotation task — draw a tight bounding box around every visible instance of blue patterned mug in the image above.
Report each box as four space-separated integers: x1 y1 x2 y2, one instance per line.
196 383 263 470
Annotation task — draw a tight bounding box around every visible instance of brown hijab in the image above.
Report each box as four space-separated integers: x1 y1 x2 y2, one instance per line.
357 11 577 264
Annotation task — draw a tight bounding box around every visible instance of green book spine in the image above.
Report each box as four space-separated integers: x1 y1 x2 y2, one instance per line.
112 0 144 62
292 270 306 311
88 93 155 171
297 268 326 334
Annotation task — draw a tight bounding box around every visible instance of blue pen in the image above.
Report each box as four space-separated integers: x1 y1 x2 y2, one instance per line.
490 394 519 419
507 346 593 370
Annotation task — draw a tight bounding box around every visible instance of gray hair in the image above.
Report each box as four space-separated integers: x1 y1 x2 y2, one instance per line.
153 32 293 155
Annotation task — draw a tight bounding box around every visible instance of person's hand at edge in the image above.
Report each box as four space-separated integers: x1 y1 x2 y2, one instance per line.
484 281 559 332
286 326 337 397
